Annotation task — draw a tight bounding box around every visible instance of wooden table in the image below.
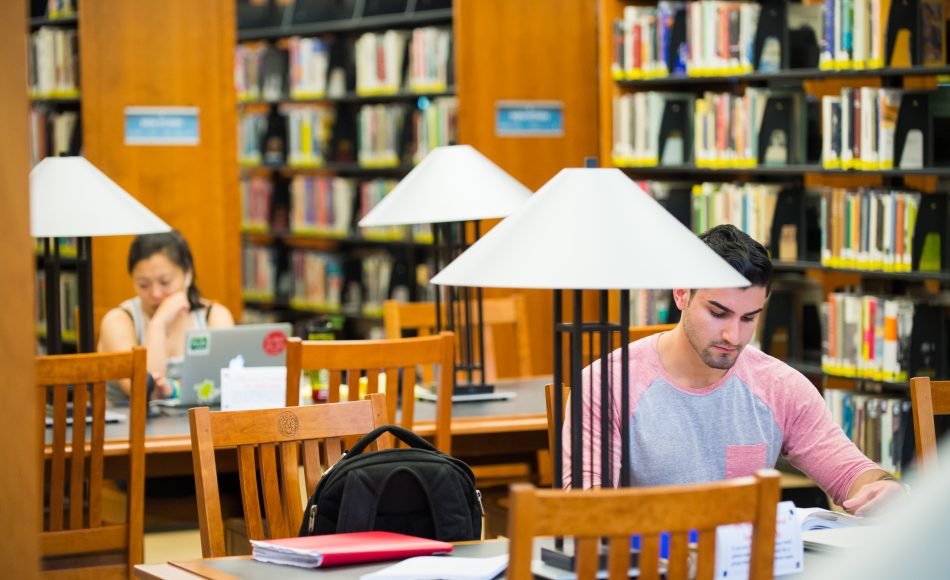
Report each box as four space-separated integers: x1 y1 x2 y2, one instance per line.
47 377 551 477
134 538 834 579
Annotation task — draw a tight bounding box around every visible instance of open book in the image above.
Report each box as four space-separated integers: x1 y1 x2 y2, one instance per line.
250 531 453 569
794 507 864 531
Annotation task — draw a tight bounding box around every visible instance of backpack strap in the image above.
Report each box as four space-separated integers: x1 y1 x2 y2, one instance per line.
347 425 437 456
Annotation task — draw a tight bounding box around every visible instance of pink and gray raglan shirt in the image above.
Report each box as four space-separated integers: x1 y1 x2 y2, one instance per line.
562 333 878 506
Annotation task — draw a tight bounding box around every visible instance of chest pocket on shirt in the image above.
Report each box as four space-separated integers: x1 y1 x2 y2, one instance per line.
725 443 767 479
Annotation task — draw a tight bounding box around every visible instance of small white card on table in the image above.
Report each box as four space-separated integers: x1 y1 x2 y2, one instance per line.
221 367 287 411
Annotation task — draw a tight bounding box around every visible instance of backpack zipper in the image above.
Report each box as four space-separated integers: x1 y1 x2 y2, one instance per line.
307 504 318 534
475 489 484 516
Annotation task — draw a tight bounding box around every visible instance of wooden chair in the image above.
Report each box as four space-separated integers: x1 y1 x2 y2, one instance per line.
189 393 391 557
383 295 534 380
37 346 148 579
507 470 781 580
910 377 950 470
285 333 455 454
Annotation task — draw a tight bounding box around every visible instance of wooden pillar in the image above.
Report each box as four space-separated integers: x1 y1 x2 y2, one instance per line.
0 0 41 576
80 0 242 321
455 0 600 375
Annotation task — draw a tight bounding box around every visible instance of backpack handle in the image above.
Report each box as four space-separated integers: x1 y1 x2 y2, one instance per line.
347 424 438 456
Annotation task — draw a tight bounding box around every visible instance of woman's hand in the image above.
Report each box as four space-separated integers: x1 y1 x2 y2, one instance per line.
151 373 174 400
152 291 190 329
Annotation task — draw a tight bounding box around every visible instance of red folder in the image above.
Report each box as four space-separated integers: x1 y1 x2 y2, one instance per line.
250 531 454 568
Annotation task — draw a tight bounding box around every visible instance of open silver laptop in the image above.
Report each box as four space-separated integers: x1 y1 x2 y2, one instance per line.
158 323 293 408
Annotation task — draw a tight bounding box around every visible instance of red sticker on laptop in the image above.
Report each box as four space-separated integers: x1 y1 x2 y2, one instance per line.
262 331 287 356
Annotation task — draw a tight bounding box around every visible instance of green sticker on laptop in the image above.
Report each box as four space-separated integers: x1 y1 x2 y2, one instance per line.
187 331 211 356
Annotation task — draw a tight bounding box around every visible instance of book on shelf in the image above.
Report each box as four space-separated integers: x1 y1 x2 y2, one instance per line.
824 388 914 476
29 26 79 98
250 531 452 569
290 249 344 312
241 244 277 302
290 175 354 237
285 104 335 167
29 108 80 165
821 88 935 171
289 36 330 99
240 175 274 232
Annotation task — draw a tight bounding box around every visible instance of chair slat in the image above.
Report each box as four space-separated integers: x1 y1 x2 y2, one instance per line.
575 536 599 580
667 531 689 580
696 529 716 580
606 535 631 580
49 386 68 532
325 437 342 466
365 369 379 395
258 444 289 539
237 445 265 541
69 383 88 530
346 368 360 402
88 381 106 528
385 368 399 424
639 533 660 580
401 366 416 429
328 370 342 404
280 442 303 534
301 440 323 495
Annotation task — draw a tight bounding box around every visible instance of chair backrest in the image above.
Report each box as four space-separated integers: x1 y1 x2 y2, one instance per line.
36 346 148 579
189 393 392 557
383 296 534 380
507 470 781 580
910 376 950 470
285 333 455 453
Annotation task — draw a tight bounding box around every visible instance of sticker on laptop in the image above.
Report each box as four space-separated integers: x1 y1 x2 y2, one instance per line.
262 331 288 356
186 331 211 356
192 379 218 404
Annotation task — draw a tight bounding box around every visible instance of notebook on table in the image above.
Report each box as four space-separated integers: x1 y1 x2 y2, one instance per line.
250 531 453 569
154 322 292 408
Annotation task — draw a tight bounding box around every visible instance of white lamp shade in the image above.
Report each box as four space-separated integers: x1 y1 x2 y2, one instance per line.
431 168 751 290
30 156 171 237
358 145 532 226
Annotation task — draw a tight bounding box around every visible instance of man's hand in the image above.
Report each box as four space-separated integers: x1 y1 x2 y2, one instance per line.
842 478 905 516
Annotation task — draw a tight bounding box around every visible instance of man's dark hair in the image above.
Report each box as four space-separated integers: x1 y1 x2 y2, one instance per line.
699 224 772 295
127 230 202 310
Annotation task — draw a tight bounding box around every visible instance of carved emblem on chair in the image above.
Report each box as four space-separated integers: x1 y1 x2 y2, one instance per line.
277 411 299 436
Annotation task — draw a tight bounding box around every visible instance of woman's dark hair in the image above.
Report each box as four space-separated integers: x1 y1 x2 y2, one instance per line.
699 224 773 295
127 230 202 310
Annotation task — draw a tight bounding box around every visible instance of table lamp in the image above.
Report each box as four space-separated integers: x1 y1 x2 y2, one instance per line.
30 156 171 354
358 144 532 400
432 163 749 569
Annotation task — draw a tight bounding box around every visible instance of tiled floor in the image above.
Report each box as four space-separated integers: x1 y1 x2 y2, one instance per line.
143 529 203 564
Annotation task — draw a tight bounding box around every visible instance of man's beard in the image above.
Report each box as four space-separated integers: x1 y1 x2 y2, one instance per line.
683 311 742 370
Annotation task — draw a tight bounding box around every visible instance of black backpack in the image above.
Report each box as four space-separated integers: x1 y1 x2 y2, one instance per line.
299 425 483 542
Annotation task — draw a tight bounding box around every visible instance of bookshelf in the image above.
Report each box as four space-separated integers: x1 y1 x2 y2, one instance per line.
235 0 454 339
29 0 83 353
598 0 950 466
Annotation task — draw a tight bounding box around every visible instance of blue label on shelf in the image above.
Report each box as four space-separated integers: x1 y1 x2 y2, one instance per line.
124 107 200 146
495 101 564 137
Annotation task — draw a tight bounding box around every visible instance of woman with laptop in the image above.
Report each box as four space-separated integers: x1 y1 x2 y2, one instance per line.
98 230 234 401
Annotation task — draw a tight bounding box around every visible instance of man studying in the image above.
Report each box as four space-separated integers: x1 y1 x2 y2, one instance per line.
563 224 903 515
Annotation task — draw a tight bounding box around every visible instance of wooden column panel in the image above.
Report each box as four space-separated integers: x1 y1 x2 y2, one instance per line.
456 0 600 375
0 0 40 576
80 0 242 320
